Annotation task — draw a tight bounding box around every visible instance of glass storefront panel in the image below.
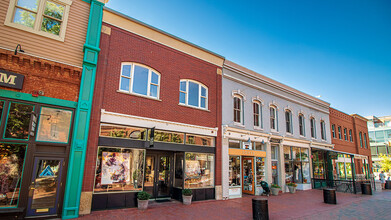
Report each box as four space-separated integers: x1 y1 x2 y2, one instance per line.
302 162 310 183
285 146 310 184
283 146 291 160
36 107 72 143
174 153 184 188
94 147 145 193
153 130 184 144
100 124 147 140
312 150 326 179
229 139 240 149
242 158 254 192
186 134 214 147
4 102 34 140
253 142 265 151
229 156 241 187
0 143 27 207
184 153 214 188
255 157 265 186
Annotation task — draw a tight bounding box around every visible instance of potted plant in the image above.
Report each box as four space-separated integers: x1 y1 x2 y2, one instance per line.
271 184 281 196
287 182 297 193
137 191 151 210
182 189 193 205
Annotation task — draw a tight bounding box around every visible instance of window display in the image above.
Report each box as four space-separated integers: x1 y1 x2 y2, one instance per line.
151 130 184 144
0 143 26 207
174 153 184 188
186 134 214 147
94 147 145 193
333 154 354 180
184 153 214 188
312 150 326 179
100 124 147 140
285 146 310 184
229 156 241 187
253 142 265 151
4 102 34 140
36 107 72 143
255 157 265 186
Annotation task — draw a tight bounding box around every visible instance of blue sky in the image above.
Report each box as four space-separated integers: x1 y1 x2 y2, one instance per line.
106 0 391 117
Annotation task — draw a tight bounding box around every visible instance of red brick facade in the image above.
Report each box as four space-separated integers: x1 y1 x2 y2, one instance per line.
329 107 372 174
82 23 223 192
0 48 82 102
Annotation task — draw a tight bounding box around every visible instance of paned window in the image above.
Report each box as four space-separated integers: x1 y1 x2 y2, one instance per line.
119 63 160 99
5 0 72 41
4 102 34 140
284 146 310 184
338 126 342 139
186 134 214 147
100 124 147 140
185 153 214 188
359 132 363 148
270 106 277 130
344 128 348 141
320 121 326 140
349 129 353 142
299 114 305 136
179 80 208 109
233 96 242 123
253 102 261 127
364 133 368 148
331 124 336 138
36 107 72 143
285 110 292 134
310 118 316 138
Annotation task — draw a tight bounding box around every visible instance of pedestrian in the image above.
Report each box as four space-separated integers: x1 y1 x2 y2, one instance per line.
379 171 386 189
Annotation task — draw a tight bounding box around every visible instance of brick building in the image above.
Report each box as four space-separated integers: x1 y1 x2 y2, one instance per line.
80 8 224 214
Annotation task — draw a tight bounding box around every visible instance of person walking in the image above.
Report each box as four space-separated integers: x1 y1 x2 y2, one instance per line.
379 171 386 189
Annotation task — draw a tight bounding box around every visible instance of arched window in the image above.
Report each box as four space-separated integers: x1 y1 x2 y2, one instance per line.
119 63 160 99
320 120 326 140
253 101 262 127
310 117 316 138
299 114 305 136
233 96 243 123
270 106 277 130
285 110 292 134
179 80 208 109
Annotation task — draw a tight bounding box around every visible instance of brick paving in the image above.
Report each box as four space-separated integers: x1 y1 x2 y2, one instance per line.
78 189 391 220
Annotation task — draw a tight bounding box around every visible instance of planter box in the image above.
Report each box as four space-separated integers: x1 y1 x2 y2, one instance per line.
137 199 148 210
288 186 296 194
183 195 193 205
271 188 280 196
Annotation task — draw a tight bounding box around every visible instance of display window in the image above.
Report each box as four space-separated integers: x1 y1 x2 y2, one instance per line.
255 157 266 186
229 156 241 187
332 154 354 180
284 146 310 184
4 102 34 140
312 150 326 179
174 153 184 188
186 134 214 147
93 147 145 193
229 139 240 149
152 130 184 144
36 107 72 143
184 153 214 189
100 124 147 140
0 143 27 208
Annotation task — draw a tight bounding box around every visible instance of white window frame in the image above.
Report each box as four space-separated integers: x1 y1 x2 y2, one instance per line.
310 117 316 138
5 0 72 42
285 110 292 134
320 120 326 140
233 95 243 124
270 106 277 131
179 79 208 110
253 101 262 128
119 62 161 99
299 114 305 136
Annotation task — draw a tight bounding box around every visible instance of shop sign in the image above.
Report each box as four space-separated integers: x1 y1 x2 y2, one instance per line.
0 70 24 90
272 166 277 170
270 138 281 144
228 148 266 157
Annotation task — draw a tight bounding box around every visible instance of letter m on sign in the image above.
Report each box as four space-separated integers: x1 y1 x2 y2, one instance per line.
0 70 24 89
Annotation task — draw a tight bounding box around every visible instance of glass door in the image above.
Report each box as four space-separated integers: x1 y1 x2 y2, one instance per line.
144 155 155 197
144 153 172 199
26 157 64 217
157 155 170 198
242 157 254 194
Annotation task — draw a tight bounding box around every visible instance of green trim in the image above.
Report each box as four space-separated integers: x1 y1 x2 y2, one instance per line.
62 0 105 219
2 101 34 141
0 89 77 109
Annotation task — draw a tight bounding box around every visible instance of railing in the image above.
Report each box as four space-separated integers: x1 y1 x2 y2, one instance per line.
311 178 375 194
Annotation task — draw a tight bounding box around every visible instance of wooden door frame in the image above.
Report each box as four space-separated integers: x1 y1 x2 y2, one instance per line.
242 157 255 195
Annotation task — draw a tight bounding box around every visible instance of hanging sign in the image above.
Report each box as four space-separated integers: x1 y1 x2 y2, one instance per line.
0 70 24 90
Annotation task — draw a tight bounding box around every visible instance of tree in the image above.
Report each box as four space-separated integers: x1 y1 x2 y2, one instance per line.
379 154 391 172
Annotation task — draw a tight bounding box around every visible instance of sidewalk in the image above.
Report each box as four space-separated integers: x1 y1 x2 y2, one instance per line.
78 189 391 220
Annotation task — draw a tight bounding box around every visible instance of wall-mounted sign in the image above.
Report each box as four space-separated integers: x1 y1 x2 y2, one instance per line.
270 138 281 144
0 70 24 90
228 148 266 157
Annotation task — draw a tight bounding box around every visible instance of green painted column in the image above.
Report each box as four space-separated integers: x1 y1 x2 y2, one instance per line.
62 0 104 219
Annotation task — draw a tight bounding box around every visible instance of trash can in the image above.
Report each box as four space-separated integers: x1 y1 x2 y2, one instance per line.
252 197 269 220
385 180 391 189
323 188 336 204
361 183 372 195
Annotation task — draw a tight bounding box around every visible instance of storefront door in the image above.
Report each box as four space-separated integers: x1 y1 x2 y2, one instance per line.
144 152 173 199
242 157 255 194
26 157 64 217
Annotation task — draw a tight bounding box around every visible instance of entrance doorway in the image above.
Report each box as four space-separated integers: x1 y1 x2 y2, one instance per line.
144 152 174 199
242 157 255 194
26 157 64 217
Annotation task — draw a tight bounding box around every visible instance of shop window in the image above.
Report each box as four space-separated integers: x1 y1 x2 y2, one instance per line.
151 130 184 144
36 107 72 143
5 0 72 41
253 142 265 151
312 150 326 179
229 139 241 149
0 101 4 124
0 143 27 208
349 129 353 142
185 153 214 189
310 118 316 138
283 146 291 160
359 132 363 148
233 96 242 124
253 102 261 127
186 134 214 147
93 147 145 193
344 128 348 141
100 124 147 140
333 154 353 180
229 156 241 187
256 157 266 186
4 102 34 140
174 153 184 188
338 126 342 139
285 147 310 184
320 121 326 140
270 106 277 131
285 110 292 134
331 124 336 138
364 133 368 148
299 114 305 136
119 63 160 99
179 80 208 109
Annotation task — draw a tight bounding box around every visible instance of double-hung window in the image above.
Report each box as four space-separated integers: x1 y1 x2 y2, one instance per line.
285 110 292 134
5 0 72 41
332 124 336 138
299 114 305 136
338 126 342 139
359 132 363 148
253 102 261 127
344 128 348 141
364 133 368 148
179 80 207 109
270 106 277 131
119 63 160 99
310 118 316 138
233 96 242 123
320 121 326 140
349 129 353 142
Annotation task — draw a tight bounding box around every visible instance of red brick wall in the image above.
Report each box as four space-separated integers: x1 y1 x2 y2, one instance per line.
329 107 372 173
0 48 81 102
82 23 222 191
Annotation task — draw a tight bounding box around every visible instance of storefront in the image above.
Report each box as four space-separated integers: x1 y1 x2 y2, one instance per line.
91 112 217 210
228 139 267 198
0 92 76 218
283 146 311 190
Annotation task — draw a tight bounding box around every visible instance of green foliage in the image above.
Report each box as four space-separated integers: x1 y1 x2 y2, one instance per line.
18 10 35 28
137 191 151 200
271 184 281 188
5 103 33 139
379 154 391 172
287 182 297 187
182 189 193 196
